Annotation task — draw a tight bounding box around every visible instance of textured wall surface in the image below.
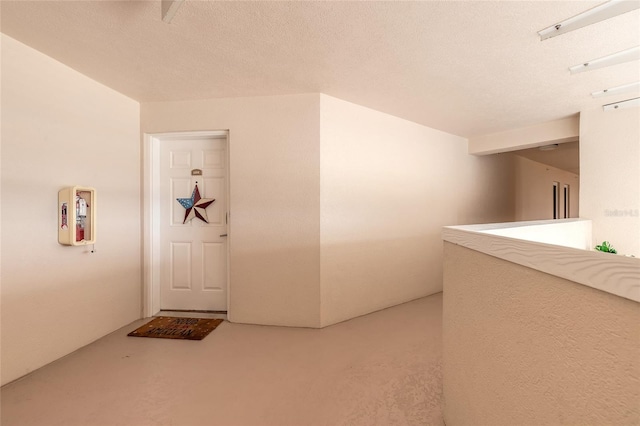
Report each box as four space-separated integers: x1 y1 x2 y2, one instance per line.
443 242 640 426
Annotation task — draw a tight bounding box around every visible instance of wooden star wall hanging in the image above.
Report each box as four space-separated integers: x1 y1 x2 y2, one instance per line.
176 183 215 224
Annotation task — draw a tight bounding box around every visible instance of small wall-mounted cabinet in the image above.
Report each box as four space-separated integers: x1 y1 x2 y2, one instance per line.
58 186 96 246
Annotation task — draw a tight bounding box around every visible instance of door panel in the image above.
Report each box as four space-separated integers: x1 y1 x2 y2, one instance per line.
160 136 228 311
170 242 192 289
202 242 226 290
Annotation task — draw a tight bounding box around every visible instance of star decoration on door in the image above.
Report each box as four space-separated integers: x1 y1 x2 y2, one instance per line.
176 183 215 224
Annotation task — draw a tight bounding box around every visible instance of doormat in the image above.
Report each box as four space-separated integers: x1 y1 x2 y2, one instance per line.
127 317 224 340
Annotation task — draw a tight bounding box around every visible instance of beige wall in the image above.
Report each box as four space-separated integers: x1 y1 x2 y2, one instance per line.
143 94 515 329
514 155 579 221
140 94 321 327
580 106 640 257
1 35 141 385
319 95 514 326
468 107 638 256
443 242 640 426
468 116 579 155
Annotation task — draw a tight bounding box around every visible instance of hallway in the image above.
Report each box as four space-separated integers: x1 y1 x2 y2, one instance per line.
1 294 443 426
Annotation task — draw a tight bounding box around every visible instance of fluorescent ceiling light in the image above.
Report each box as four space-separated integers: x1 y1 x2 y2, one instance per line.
569 46 640 74
592 81 640 97
602 97 640 111
539 0 640 40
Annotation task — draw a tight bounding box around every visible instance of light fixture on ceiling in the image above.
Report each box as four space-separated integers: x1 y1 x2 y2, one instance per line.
602 97 640 111
569 46 640 74
592 81 640 97
538 0 640 41
539 144 560 151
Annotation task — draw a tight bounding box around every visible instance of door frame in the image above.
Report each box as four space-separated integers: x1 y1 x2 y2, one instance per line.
142 130 230 317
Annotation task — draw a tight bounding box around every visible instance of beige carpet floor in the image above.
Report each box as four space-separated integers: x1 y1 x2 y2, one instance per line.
1 293 443 426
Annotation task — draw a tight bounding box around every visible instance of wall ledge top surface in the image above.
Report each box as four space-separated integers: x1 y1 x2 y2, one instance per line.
443 219 639 303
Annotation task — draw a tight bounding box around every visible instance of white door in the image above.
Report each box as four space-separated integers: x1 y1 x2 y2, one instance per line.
159 136 228 311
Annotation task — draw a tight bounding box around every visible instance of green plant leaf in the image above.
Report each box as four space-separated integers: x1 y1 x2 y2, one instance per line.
595 240 617 254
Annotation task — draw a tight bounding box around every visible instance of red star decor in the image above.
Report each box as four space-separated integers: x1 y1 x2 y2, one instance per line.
176 183 215 224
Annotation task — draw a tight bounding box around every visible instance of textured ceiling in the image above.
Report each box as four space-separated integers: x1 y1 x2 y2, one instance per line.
1 1 639 137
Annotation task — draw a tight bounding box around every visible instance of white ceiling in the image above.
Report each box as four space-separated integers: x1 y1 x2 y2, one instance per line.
1 1 639 138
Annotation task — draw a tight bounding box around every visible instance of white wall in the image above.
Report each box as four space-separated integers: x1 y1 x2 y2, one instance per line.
513 155 579 221
1 35 141 385
319 95 514 326
141 94 322 328
580 106 640 257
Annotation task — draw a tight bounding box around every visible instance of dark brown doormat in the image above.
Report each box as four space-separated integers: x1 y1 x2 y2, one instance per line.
128 317 224 340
